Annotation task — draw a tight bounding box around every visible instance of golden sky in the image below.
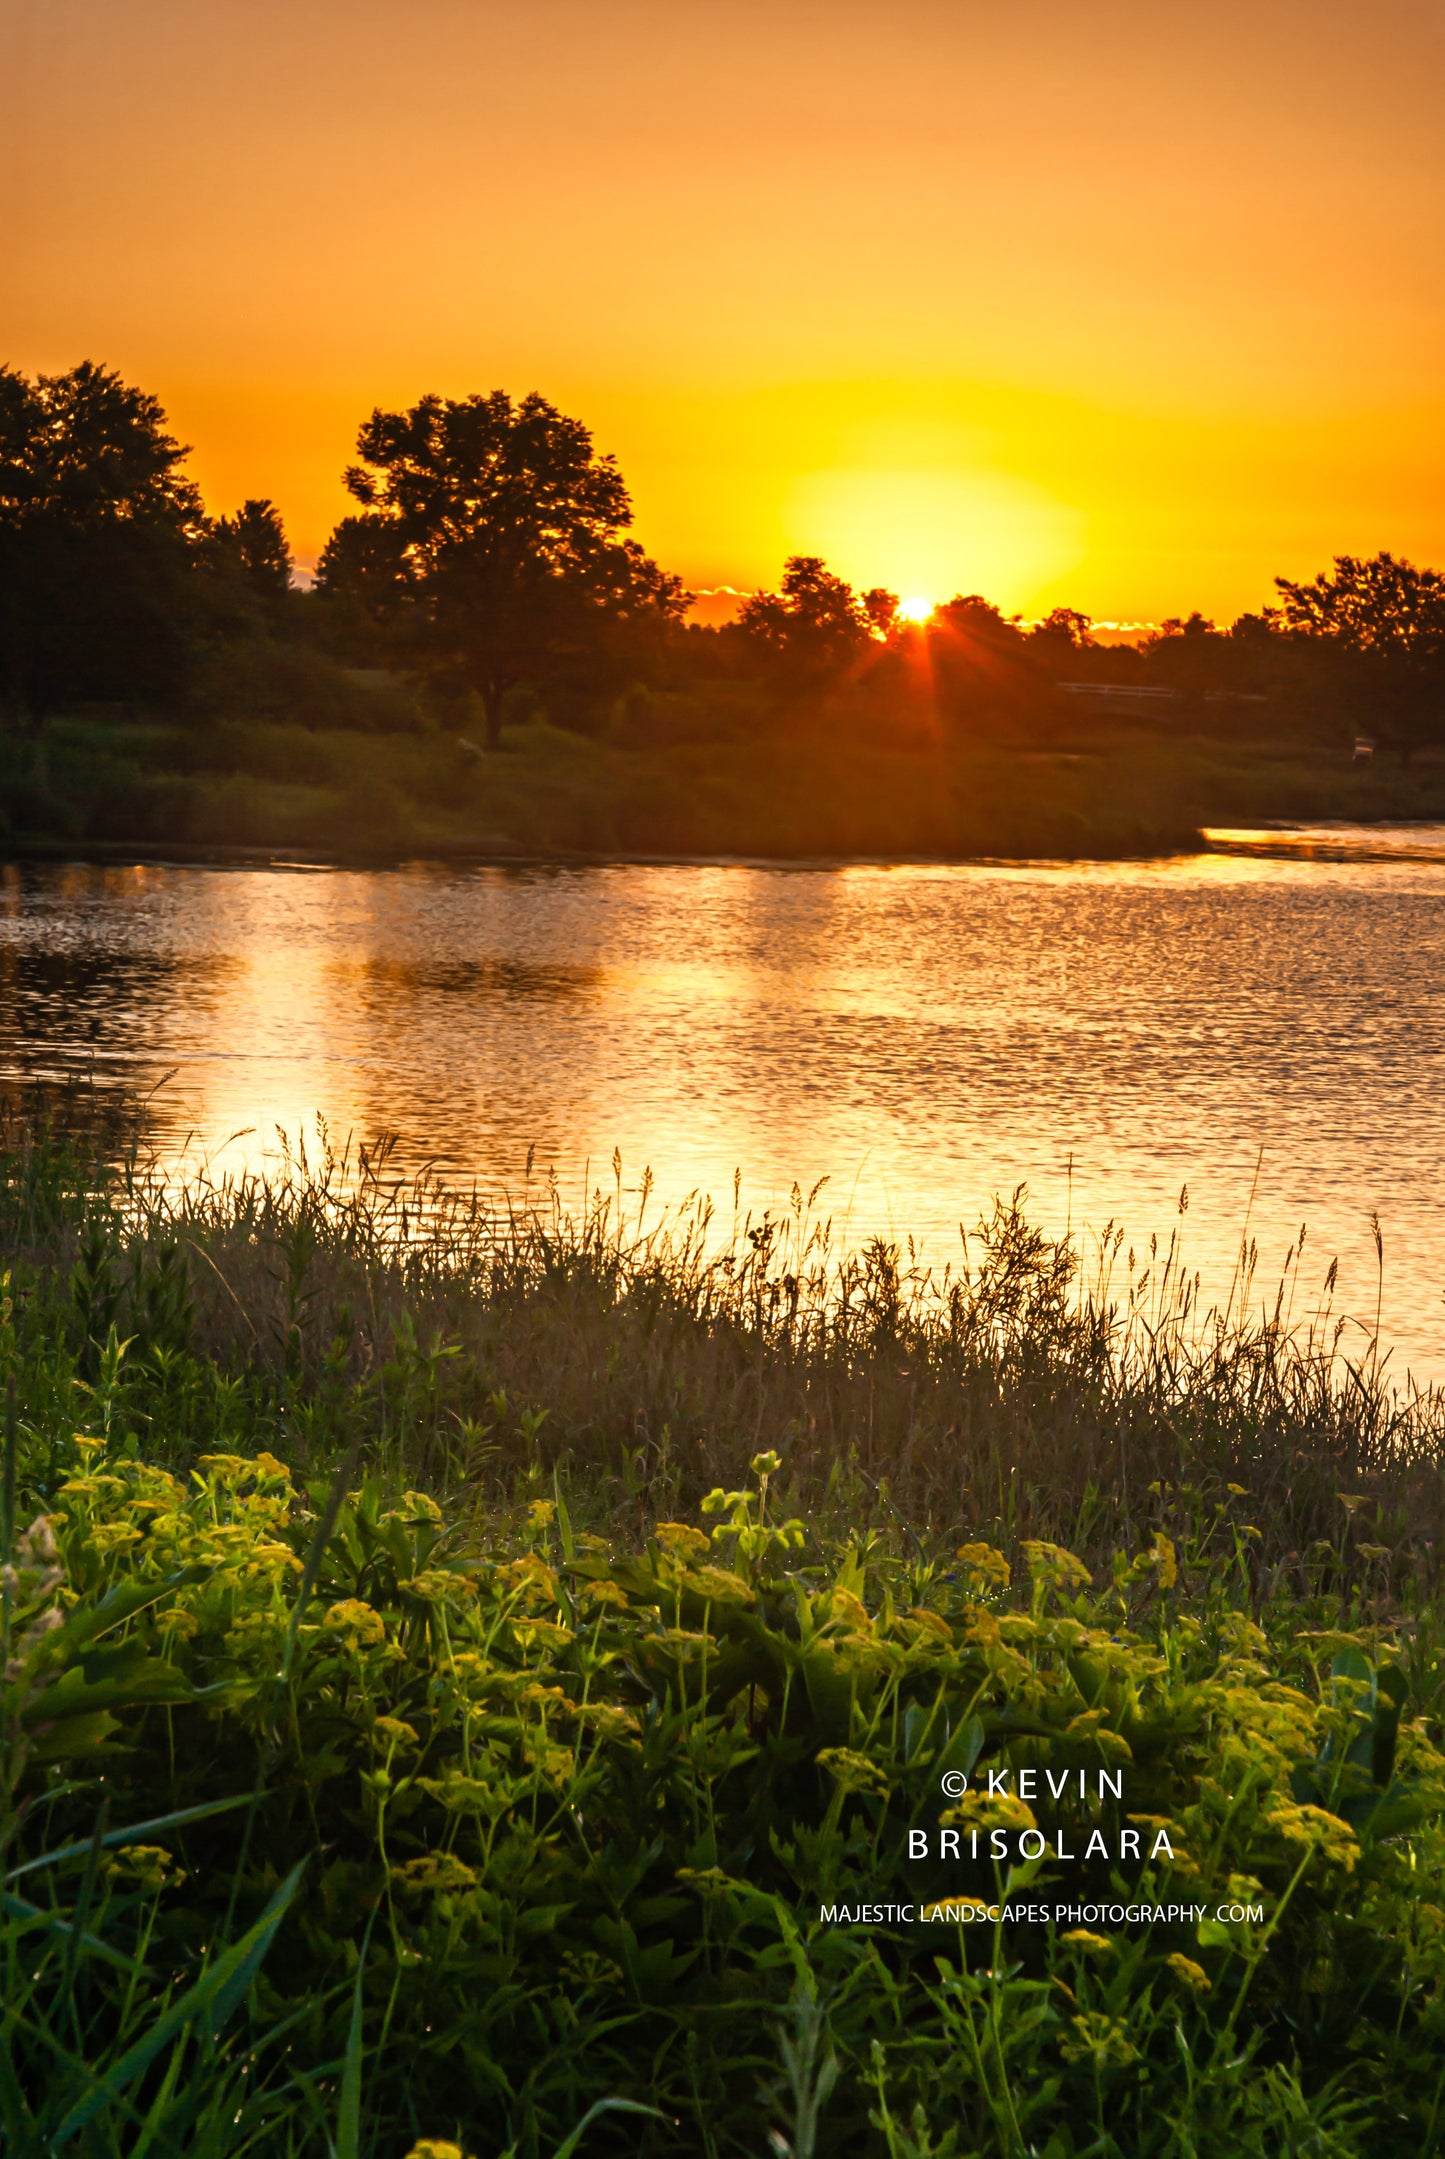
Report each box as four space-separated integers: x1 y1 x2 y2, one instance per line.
3 0 1443 621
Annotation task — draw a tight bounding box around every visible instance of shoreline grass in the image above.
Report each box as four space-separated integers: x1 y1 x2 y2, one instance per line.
4 1097 1445 2155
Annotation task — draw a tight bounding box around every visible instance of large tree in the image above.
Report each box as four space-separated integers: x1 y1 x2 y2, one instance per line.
1271 551 1445 760
316 389 686 747
0 361 207 719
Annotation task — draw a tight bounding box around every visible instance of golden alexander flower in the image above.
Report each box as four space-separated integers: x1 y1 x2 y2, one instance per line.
955 1542 1011 1591
103 1845 184 1891
575 1703 640 1740
323 1598 386 1648
1021 1541 1093 1592
1265 1802 1360 1872
578 1577 629 1609
373 1716 420 1747
653 1522 711 1560
941 1791 1038 1836
678 1564 755 1605
1060 1929 1114 1957
821 1586 870 1631
1059 2013 1137 2066
815 1747 889 1796
404 2142 468 2159
400 1490 443 1521
392 1854 479 1894
1165 1953 1212 1994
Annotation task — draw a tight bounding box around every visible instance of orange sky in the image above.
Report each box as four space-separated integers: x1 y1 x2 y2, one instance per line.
3 0 1443 622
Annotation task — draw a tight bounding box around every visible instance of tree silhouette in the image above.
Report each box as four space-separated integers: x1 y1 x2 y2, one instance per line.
211 498 292 602
1271 552 1445 761
318 390 686 747
0 361 206 719
737 556 894 677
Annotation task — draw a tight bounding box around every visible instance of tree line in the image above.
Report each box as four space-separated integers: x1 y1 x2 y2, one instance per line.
3 359 1443 760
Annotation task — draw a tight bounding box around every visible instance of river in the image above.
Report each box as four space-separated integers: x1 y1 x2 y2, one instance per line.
3 827 1444 1381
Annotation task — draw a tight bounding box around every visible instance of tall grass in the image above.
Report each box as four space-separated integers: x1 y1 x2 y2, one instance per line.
6 1094 1441 1586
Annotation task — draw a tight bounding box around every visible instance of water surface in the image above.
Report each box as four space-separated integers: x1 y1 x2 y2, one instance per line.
3 833 1443 1378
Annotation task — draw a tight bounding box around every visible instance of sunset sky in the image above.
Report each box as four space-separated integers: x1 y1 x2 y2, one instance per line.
3 0 1443 623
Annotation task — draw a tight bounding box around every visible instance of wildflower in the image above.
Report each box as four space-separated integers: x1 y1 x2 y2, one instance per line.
252 1452 292 1482
156 1607 199 1641
942 1791 1038 1836
405 1568 478 1604
679 1564 755 1605
323 1599 387 1648
750 1450 782 1478
1021 1542 1093 1593
576 1532 609 1552
1337 1493 1367 1516
1148 1533 1178 1590
511 1618 573 1651
816 1747 889 1796
653 1522 711 1560
196 1453 251 1481
391 1853 479 1894
401 1490 443 1521
1060 1930 1114 1958
904 1606 952 1643
404 2144 469 2159
578 1577 629 1610
70 1435 105 1455
575 1702 640 1740
527 1499 557 1530
1226 1483 1248 1497
522 1741 575 1787
820 1586 870 1631
1265 1802 1360 1872
373 1716 420 1748
955 1542 1011 1591
498 1553 559 1605
1065 1713 1133 1764
676 1865 745 1899
1164 1953 1211 1994
104 1845 184 1891
519 1682 574 1712
417 1774 505 1815
1058 2013 1137 2066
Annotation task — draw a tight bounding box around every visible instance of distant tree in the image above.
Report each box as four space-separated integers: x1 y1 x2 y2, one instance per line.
1029 606 1095 652
210 497 292 602
738 556 895 677
925 594 1057 738
1270 551 1445 761
0 361 206 719
316 389 686 747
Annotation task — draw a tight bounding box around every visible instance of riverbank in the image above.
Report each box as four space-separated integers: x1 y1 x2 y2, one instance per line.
9 710 1445 864
4 1106 1445 2154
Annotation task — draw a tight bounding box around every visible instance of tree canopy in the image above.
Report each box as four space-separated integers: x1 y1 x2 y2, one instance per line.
0 361 207 717
1271 552 1445 759
737 556 898 676
317 389 686 745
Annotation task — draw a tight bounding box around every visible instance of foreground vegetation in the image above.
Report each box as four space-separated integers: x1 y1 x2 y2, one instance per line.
5 1103 1445 2155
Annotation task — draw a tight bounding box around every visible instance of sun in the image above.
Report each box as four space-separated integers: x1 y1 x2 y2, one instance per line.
898 595 935 623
